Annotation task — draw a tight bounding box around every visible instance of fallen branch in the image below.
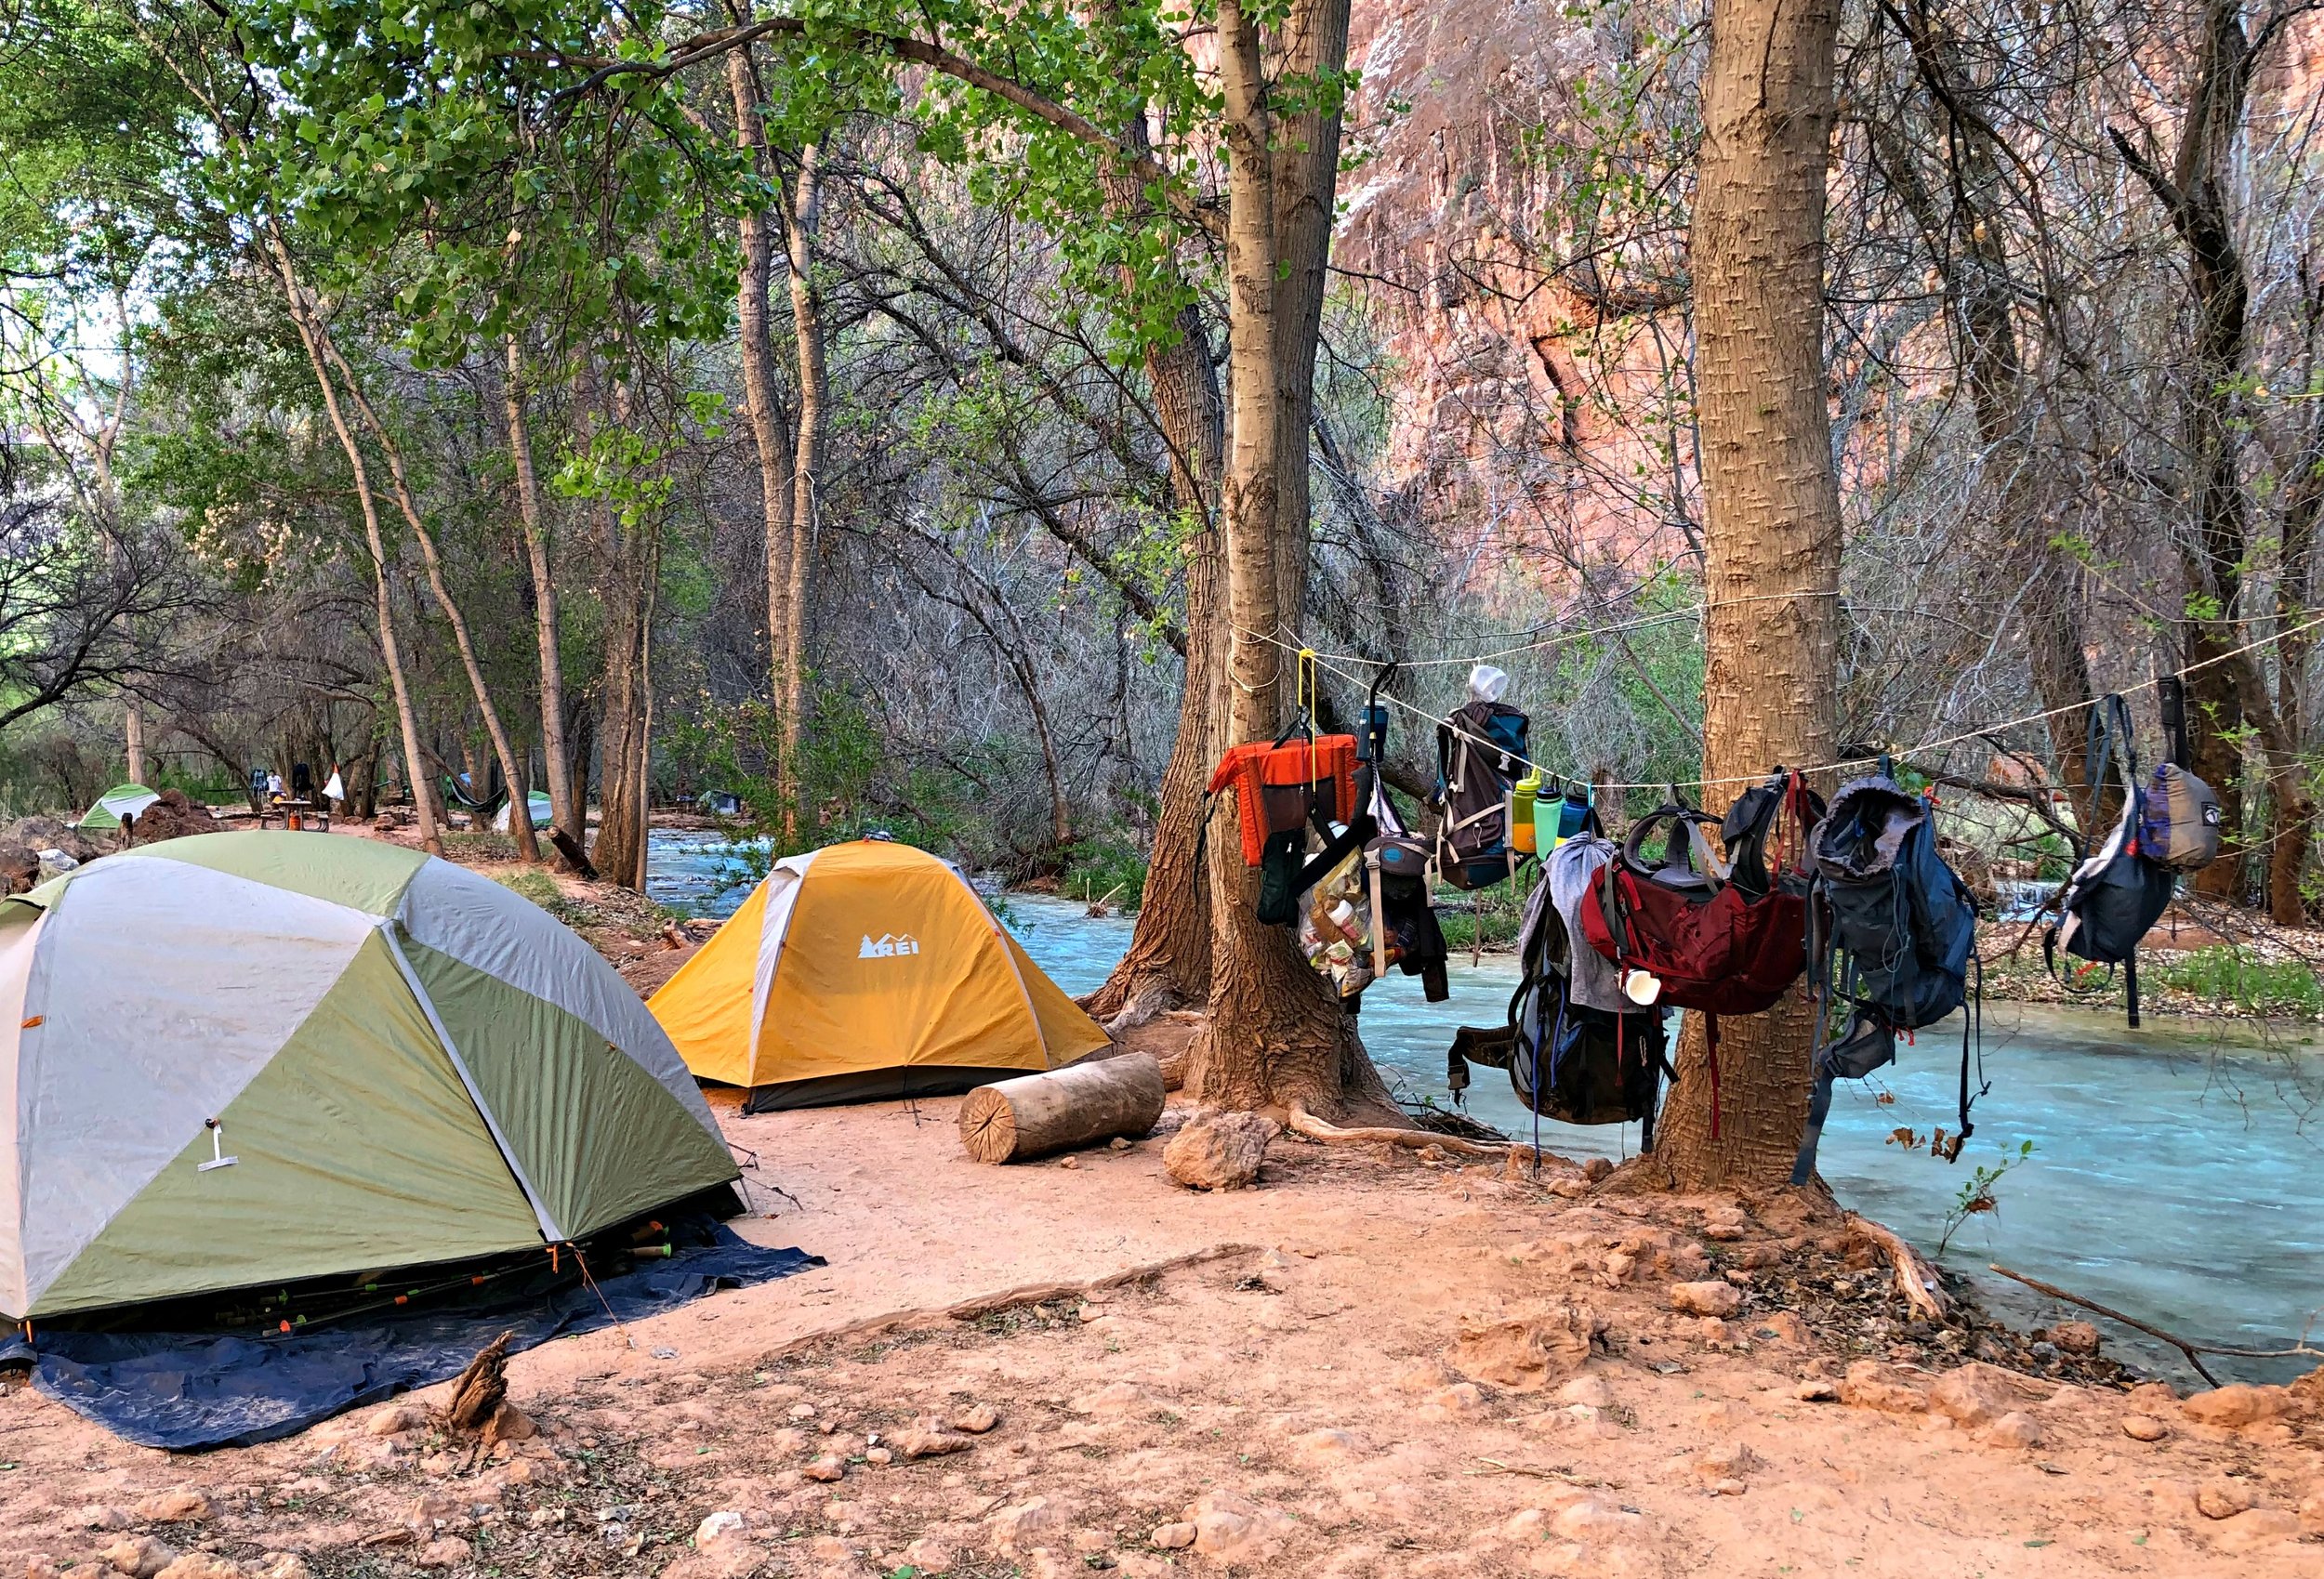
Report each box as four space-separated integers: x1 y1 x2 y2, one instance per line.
1843 1212 1950 1323
1287 1100 1509 1157
1987 1263 2323 1388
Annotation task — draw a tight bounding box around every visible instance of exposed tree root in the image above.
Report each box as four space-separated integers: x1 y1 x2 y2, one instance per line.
752 1243 1265 1360
1287 1101 1509 1157
1844 1211 1950 1323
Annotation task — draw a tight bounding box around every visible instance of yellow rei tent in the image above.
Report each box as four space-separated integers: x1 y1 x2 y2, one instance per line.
650 839 1109 1110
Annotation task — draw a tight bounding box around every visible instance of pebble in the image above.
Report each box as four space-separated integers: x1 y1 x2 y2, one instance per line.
2196 1480 2258 1520
2120 1415 2170 1442
1668 1281 1742 1318
1292 1428 1358 1464
1552 1499 1643 1540
2050 1320 2102 1355
894 1424 974 1459
864 1447 893 1466
1793 1379 1839 1402
365 1402 429 1437
693 1512 745 1546
251 1557 310 1579
787 1402 817 1421
802 1454 846 1483
98 1539 177 1579
951 1403 1000 1434
1069 1381 1146 1415
1708 1479 1748 1497
1150 1522 1196 1550
1981 1412 2042 1450
1555 1373 1616 1409
74 1508 133 1533
987 1497 1068 1556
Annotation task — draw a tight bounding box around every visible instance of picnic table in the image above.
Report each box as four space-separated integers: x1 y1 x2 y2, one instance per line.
257 798 330 832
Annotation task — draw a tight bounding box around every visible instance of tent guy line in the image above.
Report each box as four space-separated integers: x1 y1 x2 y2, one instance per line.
1242 606 2324 796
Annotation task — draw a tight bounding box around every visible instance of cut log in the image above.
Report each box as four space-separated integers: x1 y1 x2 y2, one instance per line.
960 1053 1166 1164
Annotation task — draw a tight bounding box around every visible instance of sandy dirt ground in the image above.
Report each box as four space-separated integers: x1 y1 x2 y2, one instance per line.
3 1085 2319 1579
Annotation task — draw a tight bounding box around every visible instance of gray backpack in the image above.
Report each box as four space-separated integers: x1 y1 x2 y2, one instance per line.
2138 762 2221 872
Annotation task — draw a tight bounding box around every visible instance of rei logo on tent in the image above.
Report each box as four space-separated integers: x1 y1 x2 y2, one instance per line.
858 932 921 960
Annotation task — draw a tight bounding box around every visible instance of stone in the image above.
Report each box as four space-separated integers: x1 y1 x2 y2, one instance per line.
366 1402 429 1437
1981 1412 2043 1449
2196 1480 2258 1520
2050 1320 2101 1355
894 1424 974 1459
1454 1306 1599 1390
2212 1510 2304 1553
1668 1282 1742 1319
1582 1156 1613 1181
26 1557 62 1579
99 1540 178 1579
1292 1428 1359 1464
1419 1382 1486 1419
1793 1379 1839 1402
2120 1415 2170 1442
482 1403 534 1443
75 1508 134 1533
153 1559 241 1579
1754 1311 1813 1348
414 1538 470 1569
252 1557 310 1579
1709 1479 1748 1497
2298 1488 2324 1536
864 1447 892 1466
1162 1111 1280 1191
1150 1522 1196 1550
951 1403 1000 1434
136 1492 218 1526
1551 1499 1643 1540
1603 1252 1638 1281
903 1537 957 1571
787 1402 817 1421
2127 1380 2178 1408
1070 1381 1146 1415
987 1498 1068 1556
802 1454 845 1482
693 1511 746 1546
1185 1492 1292 1563
1839 1360 1928 1415
1554 1372 1616 1409
1692 1442 1757 1480
1928 1362 2039 1428
2181 1384 2292 1428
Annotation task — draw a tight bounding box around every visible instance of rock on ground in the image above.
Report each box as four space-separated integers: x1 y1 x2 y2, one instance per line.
1455 1305 1600 1390
1162 1111 1279 1191
1667 1281 1742 1318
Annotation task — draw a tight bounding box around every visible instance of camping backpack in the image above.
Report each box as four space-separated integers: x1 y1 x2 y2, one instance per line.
2045 695 2181 1026
1578 772 1821 1018
1789 770 1982 1184
1433 665 1530 890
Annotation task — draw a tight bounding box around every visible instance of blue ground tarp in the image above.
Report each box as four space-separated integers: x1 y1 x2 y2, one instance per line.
0 1228 821 1452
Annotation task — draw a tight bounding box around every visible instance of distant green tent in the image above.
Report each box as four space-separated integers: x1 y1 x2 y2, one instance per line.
76 783 160 831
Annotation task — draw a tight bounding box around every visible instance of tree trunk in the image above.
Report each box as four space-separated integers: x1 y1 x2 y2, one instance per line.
595 513 659 889
726 47 801 816
313 335 543 863
125 704 145 786
1181 0 1396 1123
958 1055 1166 1164
264 230 442 856
1652 0 1844 1190
504 336 580 852
2268 401 2322 922
780 143 828 844
1083 88 1227 1025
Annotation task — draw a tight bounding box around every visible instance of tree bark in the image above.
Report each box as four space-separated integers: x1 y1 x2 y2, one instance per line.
726 46 802 816
264 230 442 857
1084 93 1228 1025
125 704 145 787
2269 398 2322 921
958 1055 1166 1163
1181 0 1396 1123
1652 0 1844 1190
778 143 828 845
504 336 581 852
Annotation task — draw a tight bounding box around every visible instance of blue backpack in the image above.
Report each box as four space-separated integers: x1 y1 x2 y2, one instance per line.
1791 771 1983 1183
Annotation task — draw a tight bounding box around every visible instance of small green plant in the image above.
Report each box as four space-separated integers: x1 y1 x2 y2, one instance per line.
1937 1139 2037 1254
2151 944 2324 1017
1060 828 1149 912
494 867 577 924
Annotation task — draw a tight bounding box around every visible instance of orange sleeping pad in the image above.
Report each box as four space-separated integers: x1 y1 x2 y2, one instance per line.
1207 734 1360 865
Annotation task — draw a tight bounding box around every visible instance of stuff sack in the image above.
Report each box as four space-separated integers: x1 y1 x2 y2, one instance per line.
2139 762 2222 873
1433 665 1530 890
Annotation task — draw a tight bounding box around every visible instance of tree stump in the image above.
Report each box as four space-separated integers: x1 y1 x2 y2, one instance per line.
959 1054 1165 1164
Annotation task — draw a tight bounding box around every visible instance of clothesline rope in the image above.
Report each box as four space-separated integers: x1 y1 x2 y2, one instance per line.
1286 588 1845 670
1243 605 2324 796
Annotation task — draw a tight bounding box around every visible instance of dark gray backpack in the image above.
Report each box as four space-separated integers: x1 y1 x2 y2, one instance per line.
2047 695 2179 1028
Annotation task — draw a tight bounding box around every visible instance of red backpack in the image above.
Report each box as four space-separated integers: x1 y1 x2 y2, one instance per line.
1578 773 1821 1016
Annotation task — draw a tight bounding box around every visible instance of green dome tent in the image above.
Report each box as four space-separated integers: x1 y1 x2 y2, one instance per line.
0 832 738 1322
75 783 159 831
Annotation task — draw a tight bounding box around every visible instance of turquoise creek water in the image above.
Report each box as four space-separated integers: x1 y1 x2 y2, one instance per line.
648 834 2323 1382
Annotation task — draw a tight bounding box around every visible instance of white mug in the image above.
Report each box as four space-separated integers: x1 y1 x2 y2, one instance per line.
1621 968 1663 1007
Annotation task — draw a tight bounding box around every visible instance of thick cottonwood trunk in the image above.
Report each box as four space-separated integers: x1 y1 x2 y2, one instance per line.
2269 410 2322 922
779 145 828 843
1082 68 1228 1023
726 48 801 814
595 524 659 890
1652 0 1844 1190
266 232 442 856
504 337 580 852
1182 0 1396 1123
125 705 145 787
